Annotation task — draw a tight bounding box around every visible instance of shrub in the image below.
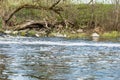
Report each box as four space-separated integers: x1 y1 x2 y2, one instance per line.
20 31 26 36
28 30 36 36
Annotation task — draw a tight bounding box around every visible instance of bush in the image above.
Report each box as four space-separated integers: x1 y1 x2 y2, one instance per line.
20 31 27 36
28 30 36 36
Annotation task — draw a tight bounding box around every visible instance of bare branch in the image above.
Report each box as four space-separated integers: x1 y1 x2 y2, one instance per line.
88 0 93 4
50 0 61 9
5 4 46 22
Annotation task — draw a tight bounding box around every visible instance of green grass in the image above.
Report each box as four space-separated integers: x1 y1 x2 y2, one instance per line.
67 33 87 38
102 31 120 38
28 30 36 36
20 31 27 36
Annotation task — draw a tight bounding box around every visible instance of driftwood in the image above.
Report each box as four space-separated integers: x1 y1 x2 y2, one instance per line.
13 20 53 31
13 19 74 31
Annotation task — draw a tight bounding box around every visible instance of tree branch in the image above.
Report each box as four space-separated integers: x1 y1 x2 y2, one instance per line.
6 4 49 23
50 0 61 9
88 0 93 4
5 3 61 23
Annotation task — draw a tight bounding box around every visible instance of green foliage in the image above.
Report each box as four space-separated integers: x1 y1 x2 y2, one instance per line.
102 31 120 38
28 30 36 36
1 0 120 33
57 3 115 29
20 31 27 36
67 33 87 38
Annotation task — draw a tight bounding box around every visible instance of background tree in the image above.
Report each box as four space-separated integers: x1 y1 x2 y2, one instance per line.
0 0 120 32
113 0 120 31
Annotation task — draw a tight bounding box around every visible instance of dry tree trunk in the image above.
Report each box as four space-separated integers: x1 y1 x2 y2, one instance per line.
114 0 120 31
88 0 95 29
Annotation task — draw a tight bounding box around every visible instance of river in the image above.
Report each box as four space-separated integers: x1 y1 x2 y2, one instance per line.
0 36 120 80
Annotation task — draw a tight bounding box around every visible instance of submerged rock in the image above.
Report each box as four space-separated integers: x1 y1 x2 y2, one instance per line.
77 29 83 33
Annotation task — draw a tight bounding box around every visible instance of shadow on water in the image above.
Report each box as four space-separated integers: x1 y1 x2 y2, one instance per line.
0 54 9 80
0 36 120 80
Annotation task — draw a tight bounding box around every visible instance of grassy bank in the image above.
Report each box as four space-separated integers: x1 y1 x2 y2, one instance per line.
0 3 120 39
0 27 119 39
102 31 120 38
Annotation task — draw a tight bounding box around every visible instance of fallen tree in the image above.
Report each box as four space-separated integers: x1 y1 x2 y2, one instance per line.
13 20 53 31
0 0 63 30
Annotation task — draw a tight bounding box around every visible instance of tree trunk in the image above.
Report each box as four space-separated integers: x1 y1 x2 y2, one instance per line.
114 0 119 31
1 18 7 30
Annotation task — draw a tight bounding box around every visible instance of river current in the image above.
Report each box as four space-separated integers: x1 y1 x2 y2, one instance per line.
0 36 120 80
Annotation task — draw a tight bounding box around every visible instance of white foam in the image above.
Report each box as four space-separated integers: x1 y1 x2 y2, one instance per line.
0 40 120 47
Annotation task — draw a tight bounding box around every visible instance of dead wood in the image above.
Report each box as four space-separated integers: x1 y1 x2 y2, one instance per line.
13 20 54 31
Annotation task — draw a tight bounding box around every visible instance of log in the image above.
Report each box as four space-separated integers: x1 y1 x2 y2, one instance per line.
14 20 50 31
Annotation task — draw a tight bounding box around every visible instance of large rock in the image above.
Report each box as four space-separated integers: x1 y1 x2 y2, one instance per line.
91 33 100 37
77 29 83 33
12 31 19 35
4 30 12 34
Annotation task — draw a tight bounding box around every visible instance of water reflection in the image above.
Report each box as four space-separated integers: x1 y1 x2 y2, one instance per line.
0 37 120 80
0 54 8 80
92 36 99 42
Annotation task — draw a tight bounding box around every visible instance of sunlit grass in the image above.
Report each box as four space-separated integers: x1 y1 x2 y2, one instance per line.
28 30 36 36
66 32 87 38
102 31 120 38
20 31 27 36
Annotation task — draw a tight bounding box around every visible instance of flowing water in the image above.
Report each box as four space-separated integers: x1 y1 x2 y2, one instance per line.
0 36 120 80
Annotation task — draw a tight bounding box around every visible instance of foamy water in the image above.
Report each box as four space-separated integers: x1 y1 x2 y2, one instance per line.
0 38 120 47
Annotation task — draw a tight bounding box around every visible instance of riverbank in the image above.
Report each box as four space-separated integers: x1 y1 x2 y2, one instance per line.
0 28 120 39
0 3 120 39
